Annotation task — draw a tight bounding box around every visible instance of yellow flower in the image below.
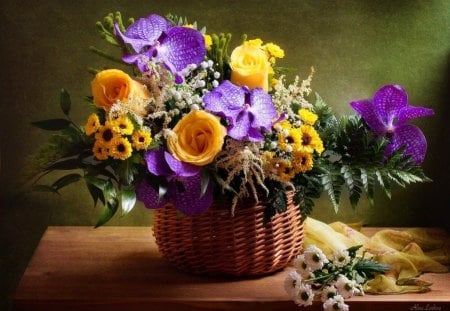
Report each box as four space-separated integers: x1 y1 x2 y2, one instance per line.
276 158 295 182
230 42 270 91
299 109 318 125
263 43 285 59
91 69 150 112
132 129 152 151
95 123 117 146
167 110 226 166
298 125 324 154
293 151 314 173
247 38 263 47
92 140 108 160
278 127 302 152
85 113 101 136
109 137 132 160
204 34 212 49
273 120 292 132
110 115 134 135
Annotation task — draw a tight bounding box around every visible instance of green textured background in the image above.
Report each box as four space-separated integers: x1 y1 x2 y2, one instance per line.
0 0 449 309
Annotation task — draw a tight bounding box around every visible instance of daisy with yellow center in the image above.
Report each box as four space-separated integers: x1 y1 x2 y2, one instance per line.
298 125 323 154
109 137 132 160
84 113 101 136
131 129 152 151
293 151 314 173
278 127 302 152
95 123 117 146
110 115 134 135
276 158 296 183
92 140 108 160
299 109 318 125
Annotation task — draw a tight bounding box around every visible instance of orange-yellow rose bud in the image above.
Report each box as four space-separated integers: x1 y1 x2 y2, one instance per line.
167 110 226 166
91 69 150 112
230 43 270 92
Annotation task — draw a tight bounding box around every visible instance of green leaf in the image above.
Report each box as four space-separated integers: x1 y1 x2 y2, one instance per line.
31 119 71 131
200 170 210 198
33 184 59 194
46 157 82 171
60 89 71 116
52 173 82 190
86 180 105 207
95 198 118 227
121 189 136 215
84 175 109 191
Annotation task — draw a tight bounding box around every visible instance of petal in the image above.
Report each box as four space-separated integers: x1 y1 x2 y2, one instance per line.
136 178 168 209
157 26 206 74
164 151 201 177
350 99 386 135
203 80 245 123
248 88 277 131
386 124 427 164
227 110 252 140
122 53 150 72
396 106 434 127
144 149 172 176
373 84 408 126
170 174 213 215
114 14 171 52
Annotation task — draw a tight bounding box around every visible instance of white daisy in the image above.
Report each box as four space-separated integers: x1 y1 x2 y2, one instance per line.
303 245 329 271
323 295 349 311
284 270 302 298
294 283 314 307
332 249 351 267
293 254 313 278
320 285 338 302
335 275 357 298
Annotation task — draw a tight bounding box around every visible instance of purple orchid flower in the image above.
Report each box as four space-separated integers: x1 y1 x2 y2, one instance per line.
203 80 277 142
114 14 206 83
350 84 434 164
136 149 213 215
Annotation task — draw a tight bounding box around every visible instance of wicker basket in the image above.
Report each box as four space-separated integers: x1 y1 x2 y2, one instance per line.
153 191 304 277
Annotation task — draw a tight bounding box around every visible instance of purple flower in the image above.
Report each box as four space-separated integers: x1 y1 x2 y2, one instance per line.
203 80 277 141
114 14 206 83
350 84 434 164
136 149 213 215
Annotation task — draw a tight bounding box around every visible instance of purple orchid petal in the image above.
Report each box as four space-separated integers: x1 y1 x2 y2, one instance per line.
122 53 150 72
373 85 408 126
164 151 201 177
385 124 427 164
228 111 252 140
114 14 171 52
144 150 173 176
155 26 206 78
169 174 213 215
248 88 277 131
136 178 168 209
203 80 245 123
350 99 386 135
396 106 434 128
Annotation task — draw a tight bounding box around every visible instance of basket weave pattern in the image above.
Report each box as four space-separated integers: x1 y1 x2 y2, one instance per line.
153 191 304 276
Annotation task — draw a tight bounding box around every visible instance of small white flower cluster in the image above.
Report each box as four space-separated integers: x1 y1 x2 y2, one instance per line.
285 245 364 310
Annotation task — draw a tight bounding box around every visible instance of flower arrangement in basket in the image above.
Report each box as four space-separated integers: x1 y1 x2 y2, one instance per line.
28 12 433 276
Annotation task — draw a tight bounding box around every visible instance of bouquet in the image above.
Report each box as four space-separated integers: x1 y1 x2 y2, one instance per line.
28 12 433 227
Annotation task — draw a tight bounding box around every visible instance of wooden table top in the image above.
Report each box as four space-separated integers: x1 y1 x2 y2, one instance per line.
13 226 450 311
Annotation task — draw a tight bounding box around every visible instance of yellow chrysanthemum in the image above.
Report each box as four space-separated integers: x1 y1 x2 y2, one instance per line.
293 151 314 173
264 42 285 59
95 123 117 146
131 129 152 151
110 115 134 135
276 159 295 183
247 38 263 47
84 113 101 136
109 137 132 160
299 109 318 125
270 78 279 88
204 34 212 49
92 140 108 160
298 125 323 154
274 120 292 132
278 127 302 152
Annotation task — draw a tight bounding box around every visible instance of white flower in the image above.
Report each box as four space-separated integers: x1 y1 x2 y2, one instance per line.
320 285 338 302
332 249 351 267
207 60 214 67
212 80 219 87
294 283 314 307
213 71 221 79
190 104 200 111
270 141 278 149
200 61 209 69
303 245 329 271
284 270 302 298
285 145 293 153
335 275 357 298
323 295 349 311
293 254 313 278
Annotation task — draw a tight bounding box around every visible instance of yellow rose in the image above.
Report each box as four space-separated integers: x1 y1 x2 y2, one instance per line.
230 42 270 92
167 110 226 166
91 69 150 111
